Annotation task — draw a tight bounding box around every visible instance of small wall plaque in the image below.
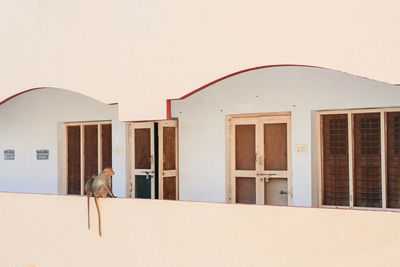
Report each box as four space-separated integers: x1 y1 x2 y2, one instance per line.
36 150 49 160
4 150 15 160
295 144 308 154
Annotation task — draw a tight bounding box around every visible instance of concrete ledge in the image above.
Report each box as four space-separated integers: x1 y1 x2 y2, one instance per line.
1 192 399 266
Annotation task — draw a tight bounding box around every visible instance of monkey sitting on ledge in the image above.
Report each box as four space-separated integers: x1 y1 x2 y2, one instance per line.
85 167 116 237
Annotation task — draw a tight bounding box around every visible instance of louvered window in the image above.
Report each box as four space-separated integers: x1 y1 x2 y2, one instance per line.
353 113 381 207
387 112 400 208
322 114 349 206
66 121 112 195
320 109 400 210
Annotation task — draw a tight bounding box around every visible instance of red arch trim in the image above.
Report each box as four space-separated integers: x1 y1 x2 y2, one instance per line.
0 87 118 106
166 64 400 119
0 88 45 106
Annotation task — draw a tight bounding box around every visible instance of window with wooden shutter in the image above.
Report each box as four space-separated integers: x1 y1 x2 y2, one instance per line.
353 113 381 208
65 122 112 195
322 114 349 206
319 109 400 210
101 124 112 169
84 125 98 184
387 112 400 208
67 126 81 195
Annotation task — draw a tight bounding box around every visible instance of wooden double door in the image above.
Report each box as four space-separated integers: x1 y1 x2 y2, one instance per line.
229 114 292 205
129 120 178 200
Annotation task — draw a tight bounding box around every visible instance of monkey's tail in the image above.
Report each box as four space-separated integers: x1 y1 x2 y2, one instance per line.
94 197 102 237
87 194 91 229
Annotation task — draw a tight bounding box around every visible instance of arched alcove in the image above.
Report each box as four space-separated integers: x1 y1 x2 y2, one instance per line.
0 87 126 197
169 65 400 208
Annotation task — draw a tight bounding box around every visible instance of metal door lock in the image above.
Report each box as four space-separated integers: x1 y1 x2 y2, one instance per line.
257 173 277 183
142 170 155 180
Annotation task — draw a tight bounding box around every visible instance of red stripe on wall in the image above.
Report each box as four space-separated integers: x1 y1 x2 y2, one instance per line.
0 88 46 105
167 64 400 105
0 87 118 106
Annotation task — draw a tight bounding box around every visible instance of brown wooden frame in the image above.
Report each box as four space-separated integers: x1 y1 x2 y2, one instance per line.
65 121 112 195
317 108 400 211
129 122 156 199
158 120 179 200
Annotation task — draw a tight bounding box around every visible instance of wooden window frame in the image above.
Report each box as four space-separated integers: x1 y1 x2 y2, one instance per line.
65 121 112 195
317 108 400 211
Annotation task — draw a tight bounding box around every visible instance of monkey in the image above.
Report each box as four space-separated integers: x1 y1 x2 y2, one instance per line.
91 167 116 236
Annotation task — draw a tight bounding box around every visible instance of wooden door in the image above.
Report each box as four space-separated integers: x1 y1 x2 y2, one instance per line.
230 115 292 205
158 120 179 200
130 122 156 199
260 115 292 205
230 117 260 204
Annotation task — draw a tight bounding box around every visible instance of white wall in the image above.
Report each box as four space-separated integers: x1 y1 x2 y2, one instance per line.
171 66 400 206
1 1 400 121
2 192 400 267
0 88 127 197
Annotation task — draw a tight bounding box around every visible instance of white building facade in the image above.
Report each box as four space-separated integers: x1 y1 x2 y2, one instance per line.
1 66 400 210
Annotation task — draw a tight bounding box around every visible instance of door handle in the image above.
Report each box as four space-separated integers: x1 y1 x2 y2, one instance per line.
280 190 288 195
258 173 277 183
142 170 155 180
257 173 277 183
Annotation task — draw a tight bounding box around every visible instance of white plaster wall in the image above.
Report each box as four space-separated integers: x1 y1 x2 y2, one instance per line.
2 193 400 267
2 1 400 121
171 66 400 206
0 88 127 197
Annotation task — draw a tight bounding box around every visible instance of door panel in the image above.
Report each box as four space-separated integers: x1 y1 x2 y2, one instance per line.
159 120 179 200
260 116 291 205
235 125 256 170
134 128 152 170
264 178 288 206
264 123 287 171
230 115 292 205
230 118 259 203
163 176 177 200
135 175 152 199
130 122 155 199
163 127 176 170
236 177 256 204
